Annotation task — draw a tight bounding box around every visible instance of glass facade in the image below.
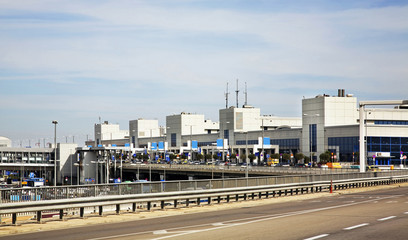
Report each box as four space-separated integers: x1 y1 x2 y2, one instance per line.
366 136 408 165
375 120 408 125
171 133 177 147
224 130 229 142
328 136 408 165
270 138 300 154
328 137 359 162
309 124 317 152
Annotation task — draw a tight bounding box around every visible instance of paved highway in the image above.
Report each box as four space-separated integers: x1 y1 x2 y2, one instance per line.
1 186 407 240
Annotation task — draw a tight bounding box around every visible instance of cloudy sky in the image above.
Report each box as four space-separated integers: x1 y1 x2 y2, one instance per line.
1 0 407 147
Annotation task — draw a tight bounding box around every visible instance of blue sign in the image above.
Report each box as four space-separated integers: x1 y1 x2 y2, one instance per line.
112 144 117 147
98 144 102 147
124 143 130 147
192 140 198 150
88 145 93 148
165 154 170 161
152 142 157 150
217 139 223 147
29 172 35 178
158 141 164 150
263 137 270 146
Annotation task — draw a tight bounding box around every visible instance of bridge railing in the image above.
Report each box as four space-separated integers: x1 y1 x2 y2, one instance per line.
2 170 408 204
2 175 408 225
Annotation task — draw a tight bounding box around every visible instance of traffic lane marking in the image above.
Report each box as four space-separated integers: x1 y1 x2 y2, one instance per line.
343 223 369 230
304 234 329 240
378 216 396 221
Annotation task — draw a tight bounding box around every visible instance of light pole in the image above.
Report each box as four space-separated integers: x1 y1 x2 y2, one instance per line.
185 125 195 162
70 149 73 185
52 120 58 186
221 121 230 162
73 162 79 185
303 114 319 166
245 131 249 178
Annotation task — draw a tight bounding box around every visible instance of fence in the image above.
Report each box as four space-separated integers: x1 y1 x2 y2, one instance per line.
2 170 408 204
2 175 408 225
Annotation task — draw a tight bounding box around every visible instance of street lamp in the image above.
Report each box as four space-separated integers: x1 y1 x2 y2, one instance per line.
221 121 230 162
185 125 195 162
303 114 319 166
73 162 80 185
52 120 58 186
244 131 249 178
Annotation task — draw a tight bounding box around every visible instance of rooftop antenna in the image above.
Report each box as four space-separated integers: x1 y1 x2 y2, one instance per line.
225 82 230 109
244 82 248 106
235 79 239 108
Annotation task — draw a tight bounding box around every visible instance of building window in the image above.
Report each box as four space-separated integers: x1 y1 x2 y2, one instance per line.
224 130 229 142
171 133 176 147
309 124 317 152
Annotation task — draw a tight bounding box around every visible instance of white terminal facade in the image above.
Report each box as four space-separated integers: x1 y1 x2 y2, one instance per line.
88 89 408 166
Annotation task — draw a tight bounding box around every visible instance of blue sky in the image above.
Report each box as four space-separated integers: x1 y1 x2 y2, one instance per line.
1 0 408 147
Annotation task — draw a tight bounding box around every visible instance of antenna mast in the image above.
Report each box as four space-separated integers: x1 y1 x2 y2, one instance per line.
244 82 248 106
225 82 229 109
235 79 239 108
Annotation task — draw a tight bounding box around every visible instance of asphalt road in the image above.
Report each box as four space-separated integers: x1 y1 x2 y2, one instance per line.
1 186 408 240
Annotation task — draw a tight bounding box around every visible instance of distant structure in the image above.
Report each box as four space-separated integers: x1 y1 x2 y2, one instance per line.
0 137 11 147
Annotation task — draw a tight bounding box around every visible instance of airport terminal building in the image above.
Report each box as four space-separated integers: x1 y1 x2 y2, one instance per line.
2 89 408 185
89 89 408 166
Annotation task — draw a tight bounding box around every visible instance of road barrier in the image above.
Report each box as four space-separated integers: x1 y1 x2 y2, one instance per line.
1 175 408 225
2 170 408 204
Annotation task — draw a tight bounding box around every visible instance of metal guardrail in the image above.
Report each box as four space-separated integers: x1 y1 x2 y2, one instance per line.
2 170 408 204
130 163 361 174
1 175 408 225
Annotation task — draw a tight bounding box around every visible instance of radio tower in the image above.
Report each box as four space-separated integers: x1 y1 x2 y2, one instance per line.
244 82 248 106
235 79 239 108
225 82 229 109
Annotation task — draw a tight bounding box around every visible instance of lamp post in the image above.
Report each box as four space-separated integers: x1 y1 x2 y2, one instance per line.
73 162 79 185
221 121 230 162
185 125 195 162
70 149 73 185
245 131 249 178
303 114 319 167
52 120 58 186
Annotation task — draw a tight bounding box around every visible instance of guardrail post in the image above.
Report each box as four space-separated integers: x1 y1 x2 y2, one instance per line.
265 191 269 198
80 207 84 218
161 201 165 209
197 198 201 206
99 206 103 215
116 204 120 214
236 194 239 201
186 199 189 207
147 202 151 211
59 209 64 220
36 211 42 223
174 200 177 208
217 196 221 204
244 194 247 201
226 195 230 203
208 197 211 205
258 192 262 199
12 213 17 225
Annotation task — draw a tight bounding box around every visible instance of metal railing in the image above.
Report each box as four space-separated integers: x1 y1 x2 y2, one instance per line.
2 170 408 204
1 175 408 225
